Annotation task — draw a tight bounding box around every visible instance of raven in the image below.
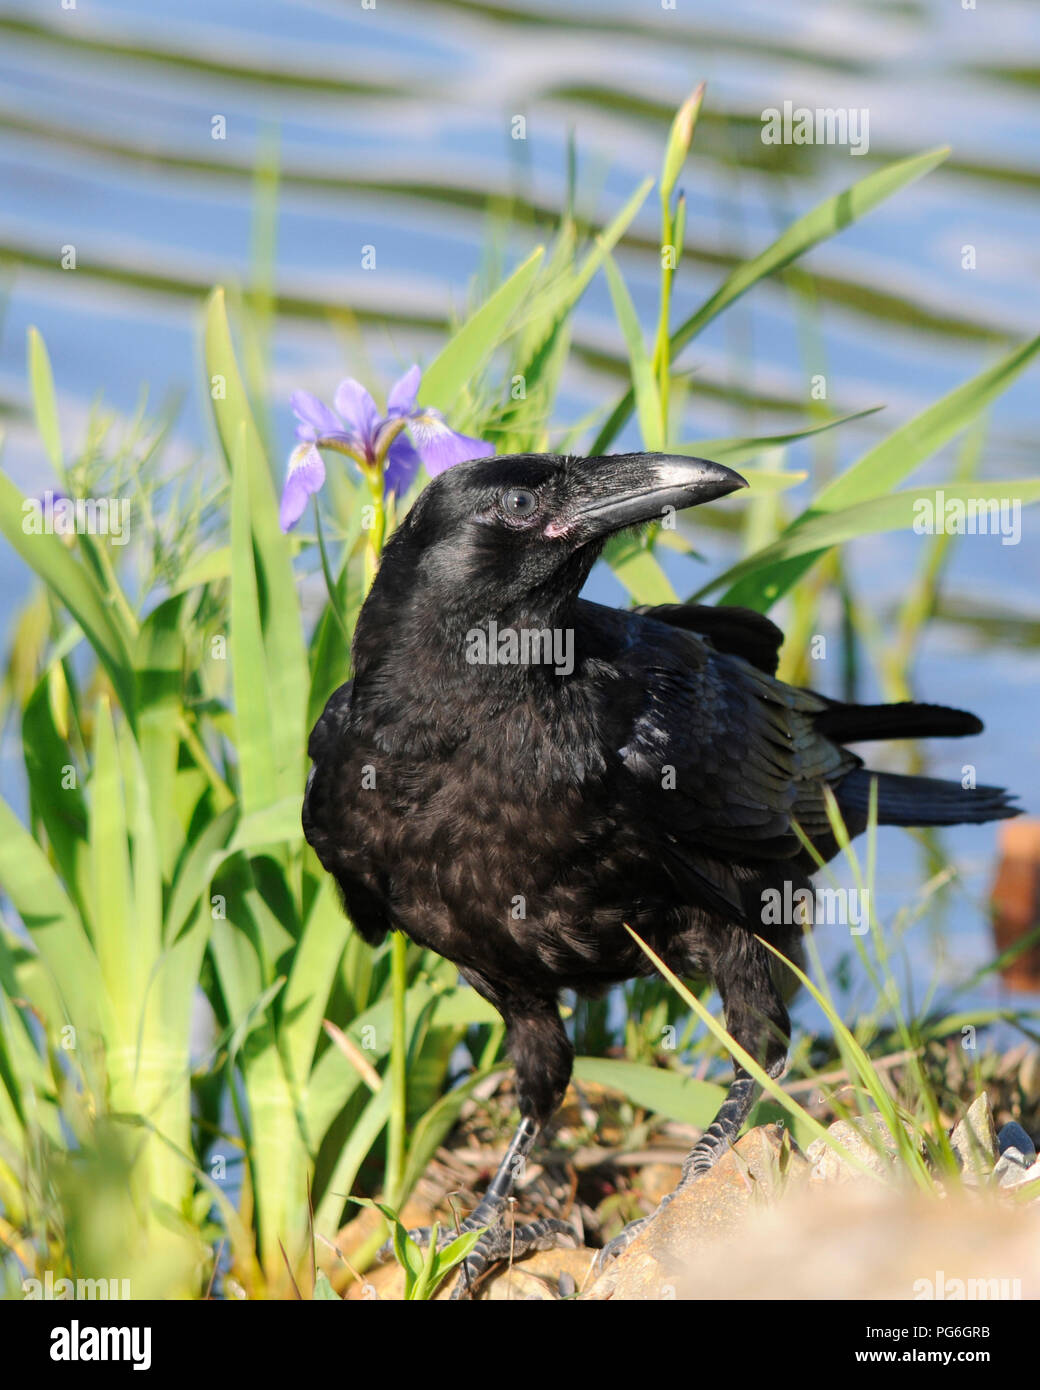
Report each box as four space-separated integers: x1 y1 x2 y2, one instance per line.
303 451 1018 1295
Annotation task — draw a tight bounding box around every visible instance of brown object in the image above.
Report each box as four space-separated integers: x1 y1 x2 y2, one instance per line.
588 1167 1040 1301
990 819 1040 991
585 1125 806 1301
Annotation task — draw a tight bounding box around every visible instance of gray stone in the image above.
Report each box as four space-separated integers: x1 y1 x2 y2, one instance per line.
806 1113 916 1185
584 1125 799 1300
950 1094 999 1175
997 1121 1036 1160
992 1150 1039 1190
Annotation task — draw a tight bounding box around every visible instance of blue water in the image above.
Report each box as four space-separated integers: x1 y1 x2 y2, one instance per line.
1 0 1038 1036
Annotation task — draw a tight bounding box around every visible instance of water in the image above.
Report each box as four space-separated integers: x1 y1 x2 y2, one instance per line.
1 0 1038 1032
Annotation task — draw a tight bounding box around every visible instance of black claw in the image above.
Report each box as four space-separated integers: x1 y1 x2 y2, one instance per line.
594 1138 735 1276
377 1206 576 1297
593 1214 651 1273
377 1211 490 1264
449 1216 576 1301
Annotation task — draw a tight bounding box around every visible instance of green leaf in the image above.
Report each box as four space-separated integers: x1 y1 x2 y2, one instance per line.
0 797 109 1034
410 1221 441 1301
230 424 279 817
312 1271 340 1300
90 696 137 1045
168 545 230 595
591 146 951 453
434 1228 484 1270
22 675 88 907
313 1085 393 1234
421 247 545 409
398 1067 498 1200
205 288 307 803
282 878 350 1085
602 251 662 451
27 327 63 471
704 481 1040 605
714 334 1040 609
572 1056 724 1128
425 989 501 1027
603 533 678 604
134 594 188 877
228 795 304 854
679 406 882 468
164 805 237 945
0 473 137 718
514 178 654 339
822 340 1040 513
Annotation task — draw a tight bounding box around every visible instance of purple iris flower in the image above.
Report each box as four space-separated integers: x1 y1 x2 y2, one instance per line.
279 365 491 532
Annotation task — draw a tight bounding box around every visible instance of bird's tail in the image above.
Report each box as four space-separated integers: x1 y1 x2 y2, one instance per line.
838 767 1019 827
814 699 982 744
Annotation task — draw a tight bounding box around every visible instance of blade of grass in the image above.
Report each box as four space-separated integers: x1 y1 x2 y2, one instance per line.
621 924 887 1181
422 247 545 409
591 146 951 453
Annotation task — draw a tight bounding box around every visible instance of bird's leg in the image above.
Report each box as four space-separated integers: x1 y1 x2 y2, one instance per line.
391 1116 574 1294
457 1117 576 1299
680 1070 762 1178
596 928 792 1270
390 995 578 1299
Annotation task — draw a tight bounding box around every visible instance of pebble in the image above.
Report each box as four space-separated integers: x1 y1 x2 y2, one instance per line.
997 1121 1036 1160
949 1094 998 1175
992 1148 1039 1190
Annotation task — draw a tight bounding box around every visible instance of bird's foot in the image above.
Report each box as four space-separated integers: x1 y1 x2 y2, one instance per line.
382 1197 576 1300
593 1193 673 1272
593 1135 725 1273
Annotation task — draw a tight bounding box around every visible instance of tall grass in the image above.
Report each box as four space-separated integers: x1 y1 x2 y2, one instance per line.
1 98 1038 1298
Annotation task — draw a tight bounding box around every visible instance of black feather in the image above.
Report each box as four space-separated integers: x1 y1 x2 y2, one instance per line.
301 450 1020 1223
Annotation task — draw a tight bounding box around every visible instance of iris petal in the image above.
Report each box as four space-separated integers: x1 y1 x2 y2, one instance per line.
279 444 326 532
386 365 421 418
290 390 342 437
384 434 423 496
408 412 491 475
333 379 381 450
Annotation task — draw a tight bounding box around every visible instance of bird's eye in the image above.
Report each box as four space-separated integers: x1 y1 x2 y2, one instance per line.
500 488 538 518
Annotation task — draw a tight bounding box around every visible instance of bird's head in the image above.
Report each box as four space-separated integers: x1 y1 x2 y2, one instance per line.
353 451 746 674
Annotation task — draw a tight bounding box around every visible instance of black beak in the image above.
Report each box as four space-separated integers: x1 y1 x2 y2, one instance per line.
559 452 747 542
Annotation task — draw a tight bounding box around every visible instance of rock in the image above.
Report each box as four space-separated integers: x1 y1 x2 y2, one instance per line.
992 1150 1038 1190
997 1121 1036 1160
584 1125 803 1301
480 1248 596 1300
950 1094 999 1175
1020 1050 1040 1107
805 1113 915 1185
587 1181 1040 1299
344 1240 595 1301
639 1162 683 1206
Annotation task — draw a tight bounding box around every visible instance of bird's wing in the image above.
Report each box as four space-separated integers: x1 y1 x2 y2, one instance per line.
307 678 354 762
634 602 784 675
611 618 858 878
303 679 392 947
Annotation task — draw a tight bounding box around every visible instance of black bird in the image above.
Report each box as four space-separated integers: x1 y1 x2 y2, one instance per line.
303 451 1018 1295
